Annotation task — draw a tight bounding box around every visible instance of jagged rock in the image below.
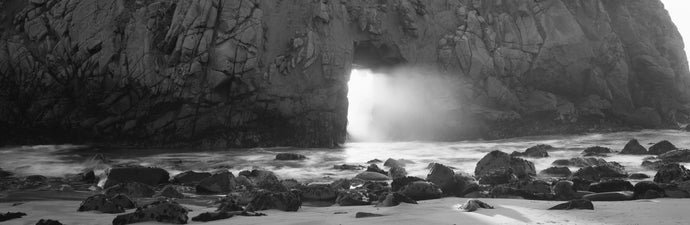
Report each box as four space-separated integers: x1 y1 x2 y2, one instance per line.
110 194 136 209
648 140 677 155
633 181 665 199
275 153 306 160
654 163 690 183
0 212 26 222
112 200 188 225
520 180 552 195
196 171 237 194
157 185 184 199
475 150 536 179
172 171 212 185
246 190 302 212
388 166 408 179
391 176 424 192
335 189 371 206
426 163 459 195
548 199 594 210
641 159 666 170
35 219 63 225
281 179 303 190
629 173 650 179
78 194 124 213
658 149 690 163
478 168 518 185
104 182 155 198
366 164 386 175
239 169 285 191
659 183 690 198
459 199 494 212
582 146 612 156
191 212 235 222
620 139 647 155
300 184 337 201
553 180 576 200
539 167 572 177
103 167 169 188
582 191 634 201
588 180 634 193
399 181 442 201
511 144 552 158
572 163 627 182
552 158 607 167
355 171 390 181
376 192 417 207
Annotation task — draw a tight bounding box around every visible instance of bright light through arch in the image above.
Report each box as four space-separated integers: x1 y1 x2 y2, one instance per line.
347 68 379 142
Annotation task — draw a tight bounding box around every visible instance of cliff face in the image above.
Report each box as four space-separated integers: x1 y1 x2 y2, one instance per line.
0 0 689 147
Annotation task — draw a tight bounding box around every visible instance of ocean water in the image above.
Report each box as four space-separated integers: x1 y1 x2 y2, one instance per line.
1 130 690 185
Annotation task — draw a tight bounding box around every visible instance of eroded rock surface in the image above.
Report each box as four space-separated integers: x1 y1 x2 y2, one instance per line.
1 0 689 148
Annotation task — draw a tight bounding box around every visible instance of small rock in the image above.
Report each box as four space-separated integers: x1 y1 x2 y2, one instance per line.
478 167 518 185
246 190 302 212
384 158 411 168
648 140 677 155
620 139 647 155
196 171 237 194
399 181 442 200
659 183 690 198
104 182 155 198
553 180 576 200
110 194 136 209
354 171 390 181
239 169 286 191
642 189 664 199
78 194 124 213
172 171 211 185
103 167 169 189
588 180 634 193
629 173 650 179
355 212 384 218
191 212 234 222
653 163 690 183
366 164 386 175
391 176 425 192
582 191 634 201
426 163 459 195
572 162 627 182
157 185 184 199
510 144 552 158
35 219 63 225
552 157 607 167
388 166 407 179
582 146 612 156
538 167 572 177
112 199 188 225
548 199 594 210
459 199 494 212
300 184 337 201
336 190 371 206
275 153 306 160
0 212 27 222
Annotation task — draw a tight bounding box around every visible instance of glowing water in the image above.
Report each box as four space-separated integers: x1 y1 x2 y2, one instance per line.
2 130 689 184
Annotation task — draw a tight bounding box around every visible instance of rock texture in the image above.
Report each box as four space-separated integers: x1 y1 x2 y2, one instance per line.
1 0 689 147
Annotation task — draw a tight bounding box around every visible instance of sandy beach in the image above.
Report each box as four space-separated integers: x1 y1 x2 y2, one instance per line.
2 197 687 225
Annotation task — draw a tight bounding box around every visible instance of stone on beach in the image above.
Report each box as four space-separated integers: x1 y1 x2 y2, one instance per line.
355 212 385 218
553 180 576 200
588 180 634 193
376 192 417 207
35 219 63 225
658 149 690 163
172 171 212 185
582 146 612 156
104 182 155 198
653 163 690 183
475 150 536 179
112 199 188 225
552 157 607 167
582 191 634 201
355 171 390 181
620 139 648 155
103 167 169 189
572 162 627 181
648 140 677 155
0 212 27 222
300 184 338 201
399 181 443 201
157 185 184 199
510 144 552 158
196 170 237 194
539 167 572 177
459 199 494 212
548 199 594 210
77 194 125 213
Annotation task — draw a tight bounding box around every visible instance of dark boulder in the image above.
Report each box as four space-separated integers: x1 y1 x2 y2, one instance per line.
653 163 690 183
172 171 211 185
620 139 647 155
538 167 572 177
659 183 690 198
391 176 424 192
388 166 408 179
478 167 518 185
112 199 188 225
520 180 552 195
572 162 627 182
333 164 365 170
553 180 576 200
642 189 664 199
300 184 337 201
552 157 607 167
658 149 690 163
0 168 12 178
110 194 136 209
582 191 634 201
399 181 442 201
35 219 63 225
384 158 410 168
157 185 184 199
103 167 169 188
633 181 665 199
641 160 666 170
648 140 677 155
78 194 125 213
354 171 390 181
511 144 552 158
239 169 285 191
475 150 536 179
196 171 237 194
355 212 385 218
426 163 464 195
458 199 494 212
376 192 417 207
548 199 594 210
629 173 650 179
582 146 612 156
0 212 26 222
246 190 302 212
336 190 371 206
366 164 387 175
104 182 155 198
275 153 306 160
588 180 633 193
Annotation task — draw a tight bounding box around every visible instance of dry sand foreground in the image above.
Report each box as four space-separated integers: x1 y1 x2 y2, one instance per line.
1 198 687 225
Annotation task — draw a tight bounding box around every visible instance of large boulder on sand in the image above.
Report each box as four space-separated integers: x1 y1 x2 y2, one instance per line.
648 140 677 155
633 181 665 198
426 163 472 196
553 180 576 200
78 194 125 213
103 167 169 188
620 139 647 155
478 168 518 185
196 171 237 194
239 169 285 191
654 163 690 183
112 199 188 225
510 144 552 158
104 182 155 198
475 150 536 179
399 181 443 201
391 176 425 192
588 180 634 193
572 162 627 182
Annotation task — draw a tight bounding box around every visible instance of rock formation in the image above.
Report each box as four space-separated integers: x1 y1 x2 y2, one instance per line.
1 0 689 147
